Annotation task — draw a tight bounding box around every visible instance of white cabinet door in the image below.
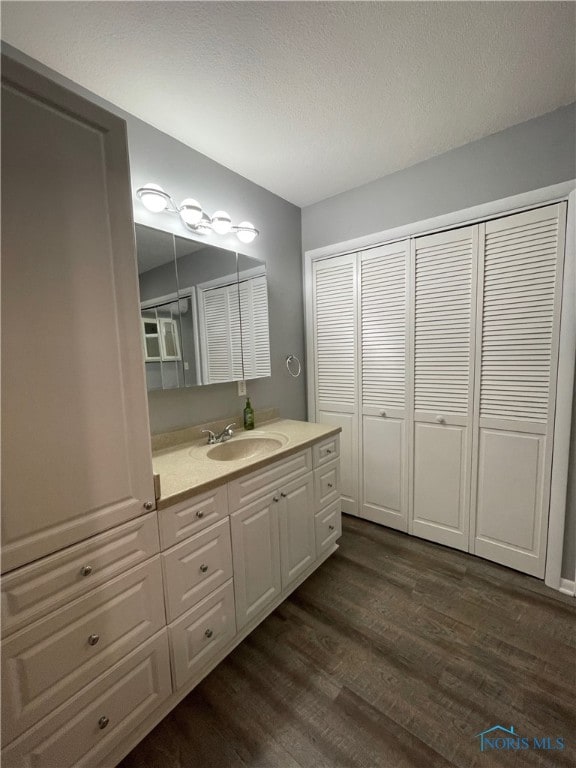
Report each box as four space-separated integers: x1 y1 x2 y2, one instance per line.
410 225 478 550
312 254 359 514
230 495 281 630
1 57 155 572
360 242 409 530
279 474 315 588
471 204 566 577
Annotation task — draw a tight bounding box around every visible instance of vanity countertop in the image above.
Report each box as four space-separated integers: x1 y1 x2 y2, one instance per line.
152 418 341 509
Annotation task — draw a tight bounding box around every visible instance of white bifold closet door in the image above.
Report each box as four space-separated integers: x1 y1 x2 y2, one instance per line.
312 253 358 515
360 242 409 530
410 226 478 551
471 203 566 578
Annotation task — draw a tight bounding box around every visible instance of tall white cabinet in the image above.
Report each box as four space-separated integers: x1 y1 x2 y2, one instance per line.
307 202 568 578
1 56 155 573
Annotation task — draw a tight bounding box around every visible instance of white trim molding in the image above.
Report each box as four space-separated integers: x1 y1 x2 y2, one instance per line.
304 180 576 591
559 578 576 597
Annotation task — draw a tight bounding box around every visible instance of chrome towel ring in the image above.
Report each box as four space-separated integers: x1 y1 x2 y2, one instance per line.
286 354 302 378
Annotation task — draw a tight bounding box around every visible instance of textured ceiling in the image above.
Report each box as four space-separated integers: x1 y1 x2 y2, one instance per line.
2 1 575 207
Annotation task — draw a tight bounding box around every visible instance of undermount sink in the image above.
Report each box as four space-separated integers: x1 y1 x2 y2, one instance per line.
206 433 287 462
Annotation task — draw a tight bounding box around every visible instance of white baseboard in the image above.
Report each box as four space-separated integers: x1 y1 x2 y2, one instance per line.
559 578 576 596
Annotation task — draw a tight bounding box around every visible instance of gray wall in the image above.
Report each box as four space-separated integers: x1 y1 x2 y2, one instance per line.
302 104 576 583
302 103 575 252
2 43 306 434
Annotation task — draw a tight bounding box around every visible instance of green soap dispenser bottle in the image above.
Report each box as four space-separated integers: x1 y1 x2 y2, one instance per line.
243 397 255 430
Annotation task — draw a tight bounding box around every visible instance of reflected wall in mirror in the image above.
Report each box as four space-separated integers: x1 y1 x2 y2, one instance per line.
135 224 271 390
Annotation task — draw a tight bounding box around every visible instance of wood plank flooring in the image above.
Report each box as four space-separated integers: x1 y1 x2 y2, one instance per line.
119 516 576 768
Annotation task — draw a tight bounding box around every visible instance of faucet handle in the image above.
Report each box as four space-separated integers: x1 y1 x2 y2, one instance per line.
201 429 216 444
224 423 236 433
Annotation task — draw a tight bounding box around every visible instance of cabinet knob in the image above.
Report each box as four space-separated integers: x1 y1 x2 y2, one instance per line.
200 563 208 573
435 415 446 424
380 411 387 418
204 628 213 639
329 524 335 531
326 448 332 454
88 633 100 646
273 496 279 503
327 483 333 489
196 510 204 519
98 716 109 730
143 501 154 511
281 492 287 498
80 565 93 577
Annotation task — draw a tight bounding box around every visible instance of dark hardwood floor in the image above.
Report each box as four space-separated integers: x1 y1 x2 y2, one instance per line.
119 516 575 768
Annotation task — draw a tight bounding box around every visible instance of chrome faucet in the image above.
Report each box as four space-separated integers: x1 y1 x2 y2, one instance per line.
201 423 236 445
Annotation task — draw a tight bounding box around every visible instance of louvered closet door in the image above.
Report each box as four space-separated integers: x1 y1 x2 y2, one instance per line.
360 241 409 530
200 284 242 383
239 275 271 380
313 254 358 515
410 225 478 550
471 203 566 577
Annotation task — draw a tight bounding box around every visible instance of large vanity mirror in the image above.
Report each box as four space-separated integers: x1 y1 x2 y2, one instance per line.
135 224 270 390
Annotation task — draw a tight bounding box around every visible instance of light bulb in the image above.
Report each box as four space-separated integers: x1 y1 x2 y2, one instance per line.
211 210 232 235
194 216 213 236
235 221 259 244
136 183 170 213
179 198 203 226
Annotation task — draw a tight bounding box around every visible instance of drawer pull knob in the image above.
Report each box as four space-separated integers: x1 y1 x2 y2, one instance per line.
143 501 154 511
436 415 446 424
205 628 214 638
329 525 335 531
326 448 332 454
200 564 209 573
196 510 205 519
280 492 287 498
380 411 387 417
327 483 333 489
98 716 109 730
80 565 93 577
88 633 100 646
273 496 279 503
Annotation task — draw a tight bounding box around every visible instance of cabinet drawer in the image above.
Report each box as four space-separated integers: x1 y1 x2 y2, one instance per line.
313 434 340 468
158 485 228 551
314 460 340 510
169 580 236 690
1 557 165 744
315 500 342 556
1 631 172 768
228 449 312 511
1 513 159 638
161 519 232 622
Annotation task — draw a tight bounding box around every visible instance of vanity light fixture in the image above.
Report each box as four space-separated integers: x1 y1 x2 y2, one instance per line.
135 182 260 242
136 183 172 213
233 221 259 244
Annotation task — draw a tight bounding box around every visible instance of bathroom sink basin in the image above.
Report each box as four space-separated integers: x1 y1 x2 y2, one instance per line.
207 433 287 462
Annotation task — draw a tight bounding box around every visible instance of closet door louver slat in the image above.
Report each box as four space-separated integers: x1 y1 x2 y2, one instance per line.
360 242 409 531
472 203 566 578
